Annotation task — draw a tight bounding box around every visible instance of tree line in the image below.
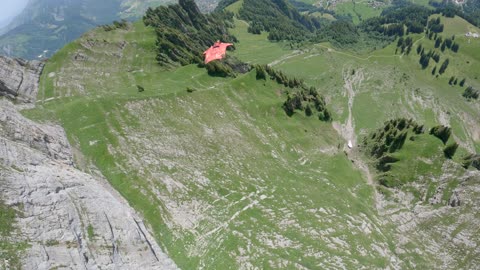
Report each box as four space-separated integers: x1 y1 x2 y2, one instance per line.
255 65 331 121
143 0 237 66
362 118 459 187
238 0 321 42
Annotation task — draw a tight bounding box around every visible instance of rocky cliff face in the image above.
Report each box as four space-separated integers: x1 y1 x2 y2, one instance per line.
0 56 44 103
0 57 178 269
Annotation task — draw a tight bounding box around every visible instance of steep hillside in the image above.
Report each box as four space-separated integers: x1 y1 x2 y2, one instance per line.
10 0 480 269
0 0 220 60
0 56 178 269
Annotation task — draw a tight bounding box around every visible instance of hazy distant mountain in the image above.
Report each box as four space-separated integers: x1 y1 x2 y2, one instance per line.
0 0 219 59
0 16 13 30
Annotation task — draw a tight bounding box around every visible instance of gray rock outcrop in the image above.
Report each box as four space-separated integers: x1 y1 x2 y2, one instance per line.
0 99 179 269
0 56 44 102
0 52 179 269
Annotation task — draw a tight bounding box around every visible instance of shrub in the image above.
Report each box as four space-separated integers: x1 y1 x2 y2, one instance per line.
462 86 479 100
443 142 459 159
462 154 480 170
429 125 451 144
438 58 449 74
206 61 234 77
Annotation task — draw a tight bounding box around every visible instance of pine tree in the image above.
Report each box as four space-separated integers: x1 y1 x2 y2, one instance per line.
451 43 459 52
449 76 455 85
439 58 449 74
417 44 422 54
435 37 442 48
443 142 459 159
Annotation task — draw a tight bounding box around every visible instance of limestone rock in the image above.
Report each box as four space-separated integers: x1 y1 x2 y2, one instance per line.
448 191 461 207
0 56 44 103
0 100 178 269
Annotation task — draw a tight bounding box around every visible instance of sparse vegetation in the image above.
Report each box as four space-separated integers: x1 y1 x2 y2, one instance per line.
87 224 95 241
254 65 331 120
0 200 27 269
463 86 479 100
283 87 331 121
102 19 129 31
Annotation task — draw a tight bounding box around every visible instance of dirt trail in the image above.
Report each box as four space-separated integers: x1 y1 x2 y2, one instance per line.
332 68 379 206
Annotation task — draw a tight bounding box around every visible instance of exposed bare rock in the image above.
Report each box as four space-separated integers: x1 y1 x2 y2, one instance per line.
378 170 480 269
448 191 461 207
0 99 179 269
0 56 44 103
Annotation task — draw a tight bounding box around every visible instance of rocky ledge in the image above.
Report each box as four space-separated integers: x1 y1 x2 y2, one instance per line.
0 56 44 103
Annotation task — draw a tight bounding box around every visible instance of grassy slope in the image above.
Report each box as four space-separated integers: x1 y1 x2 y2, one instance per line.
264 14 480 267
0 199 28 269
25 9 480 270
334 1 383 24
29 21 408 269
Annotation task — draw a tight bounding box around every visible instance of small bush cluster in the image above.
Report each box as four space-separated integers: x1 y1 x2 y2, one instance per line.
255 65 304 88
427 17 444 33
443 142 459 159
364 118 423 159
429 125 451 144
254 65 331 121
418 47 441 70
396 36 413 55
463 86 479 100
204 56 250 77
102 19 129 31
362 118 425 187
205 60 234 77
462 154 480 170
283 88 331 121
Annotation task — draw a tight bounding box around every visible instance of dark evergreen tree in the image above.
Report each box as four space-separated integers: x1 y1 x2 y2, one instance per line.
416 44 423 54
449 76 455 85
438 58 449 74
451 42 459 52
419 53 430 69
435 37 442 48
443 142 459 159
430 125 451 144
445 38 453 48
463 86 479 99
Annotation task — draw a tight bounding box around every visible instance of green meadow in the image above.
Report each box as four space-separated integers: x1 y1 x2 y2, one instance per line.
23 6 480 269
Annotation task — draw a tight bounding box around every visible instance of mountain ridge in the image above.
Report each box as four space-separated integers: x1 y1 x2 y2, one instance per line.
0 0 220 60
